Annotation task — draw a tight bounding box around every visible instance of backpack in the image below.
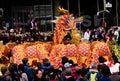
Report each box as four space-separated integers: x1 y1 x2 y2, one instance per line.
90 73 97 81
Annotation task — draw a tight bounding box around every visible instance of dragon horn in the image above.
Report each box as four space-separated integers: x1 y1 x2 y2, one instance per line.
61 7 64 11
57 6 62 12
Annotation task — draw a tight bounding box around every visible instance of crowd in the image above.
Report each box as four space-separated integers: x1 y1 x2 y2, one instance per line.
0 27 53 45
82 25 120 45
1 25 120 45
0 55 120 81
0 24 120 47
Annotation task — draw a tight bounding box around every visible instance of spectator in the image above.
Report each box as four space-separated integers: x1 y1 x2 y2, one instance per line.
117 31 120 45
41 58 53 80
64 67 75 81
41 58 53 71
89 28 97 41
109 63 120 81
114 28 119 44
60 56 69 71
83 28 91 42
28 18 36 36
60 62 72 81
18 64 28 81
49 68 59 81
22 58 34 81
99 64 111 81
33 69 48 81
8 63 20 81
0 65 12 81
86 62 99 81
76 69 89 81
97 56 106 72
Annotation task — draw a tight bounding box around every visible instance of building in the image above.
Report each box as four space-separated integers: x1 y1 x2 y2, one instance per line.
0 0 120 32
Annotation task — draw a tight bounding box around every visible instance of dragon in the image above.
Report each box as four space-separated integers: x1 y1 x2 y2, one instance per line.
53 6 83 45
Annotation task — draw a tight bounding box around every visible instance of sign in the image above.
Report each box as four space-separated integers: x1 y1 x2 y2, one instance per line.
105 2 112 8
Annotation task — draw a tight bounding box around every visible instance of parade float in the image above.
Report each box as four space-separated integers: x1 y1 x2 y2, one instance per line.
1 40 114 68
0 7 117 68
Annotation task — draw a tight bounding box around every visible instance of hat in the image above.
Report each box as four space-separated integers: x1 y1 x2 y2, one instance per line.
64 62 72 68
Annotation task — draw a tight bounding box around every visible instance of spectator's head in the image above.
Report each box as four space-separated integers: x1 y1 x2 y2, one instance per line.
65 67 72 76
61 56 69 65
81 63 87 69
31 18 35 22
114 27 118 31
69 59 74 66
73 64 79 71
77 69 87 77
8 63 17 74
1 65 8 75
90 62 97 69
98 56 106 63
98 64 106 72
18 64 25 72
101 64 111 76
32 60 37 67
35 69 43 79
36 62 42 70
42 58 50 66
22 58 28 65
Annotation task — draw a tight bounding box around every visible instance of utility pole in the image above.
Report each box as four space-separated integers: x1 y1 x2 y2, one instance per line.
51 0 54 32
97 0 112 27
103 0 106 24
97 0 99 12
116 0 119 26
67 0 70 11
78 0 80 17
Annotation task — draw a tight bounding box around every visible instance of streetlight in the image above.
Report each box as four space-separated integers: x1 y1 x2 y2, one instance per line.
97 0 112 27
